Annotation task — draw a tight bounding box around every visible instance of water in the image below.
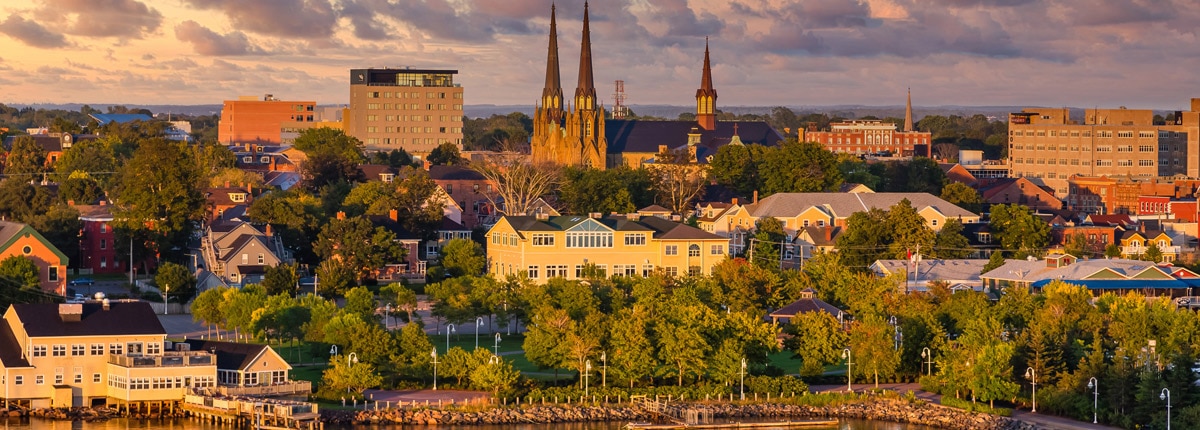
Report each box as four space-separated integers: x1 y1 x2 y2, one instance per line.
0 418 939 430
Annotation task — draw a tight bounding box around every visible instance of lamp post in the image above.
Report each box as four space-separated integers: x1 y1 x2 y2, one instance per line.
475 316 484 350
330 345 338 357
446 323 456 352
1025 367 1037 413
1086 377 1098 424
385 303 393 330
431 348 439 391
1161 388 1171 430
584 360 592 397
346 353 358 393
921 347 932 376
842 348 853 392
163 283 170 315
493 333 502 357
600 351 607 387
739 358 747 400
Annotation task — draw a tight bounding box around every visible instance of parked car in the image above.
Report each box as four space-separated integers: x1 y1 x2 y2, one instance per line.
68 277 94 286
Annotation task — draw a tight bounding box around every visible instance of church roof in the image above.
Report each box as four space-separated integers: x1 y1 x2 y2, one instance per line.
605 120 782 155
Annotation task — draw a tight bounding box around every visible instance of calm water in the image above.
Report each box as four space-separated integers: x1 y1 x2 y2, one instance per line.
0 418 939 430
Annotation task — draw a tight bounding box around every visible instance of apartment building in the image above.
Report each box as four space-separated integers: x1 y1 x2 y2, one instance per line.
1008 103 1197 197
218 95 316 145
347 68 464 156
486 213 729 283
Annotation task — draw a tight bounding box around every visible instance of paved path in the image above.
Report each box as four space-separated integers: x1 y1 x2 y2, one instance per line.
362 388 487 405
810 383 1121 430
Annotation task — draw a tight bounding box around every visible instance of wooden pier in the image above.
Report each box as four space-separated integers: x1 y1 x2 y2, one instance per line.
181 394 320 430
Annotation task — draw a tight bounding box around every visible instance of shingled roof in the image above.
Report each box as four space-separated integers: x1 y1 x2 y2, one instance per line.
0 318 31 368
605 120 783 155
746 192 979 220
11 301 164 337
183 339 277 371
500 214 722 241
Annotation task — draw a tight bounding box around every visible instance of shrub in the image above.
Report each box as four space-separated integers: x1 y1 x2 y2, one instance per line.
940 396 1012 416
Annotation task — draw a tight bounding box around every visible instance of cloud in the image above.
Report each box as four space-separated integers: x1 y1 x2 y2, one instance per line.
42 0 162 38
174 20 263 56
184 0 338 39
653 0 724 38
0 14 70 48
339 0 389 41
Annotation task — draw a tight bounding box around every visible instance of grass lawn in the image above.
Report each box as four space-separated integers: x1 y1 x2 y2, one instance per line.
290 365 327 386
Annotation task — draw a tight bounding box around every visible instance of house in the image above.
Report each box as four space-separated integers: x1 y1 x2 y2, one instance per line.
73 203 123 275
793 225 841 260
0 220 68 295
365 210 427 282
870 259 990 292
979 255 1198 296
976 177 1063 212
767 289 846 325
1119 228 1179 261
486 213 729 283
181 340 309 397
722 192 980 240
960 223 999 258
939 163 979 186
428 165 499 229
358 164 398 183
0 300 218 408
203 221 290 286
637 205 673 219
838 183 874 193
205 185 254 222
2 133 98 167
1055 225 1120 258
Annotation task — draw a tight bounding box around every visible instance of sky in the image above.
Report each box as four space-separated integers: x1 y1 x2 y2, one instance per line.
1 0 1199 110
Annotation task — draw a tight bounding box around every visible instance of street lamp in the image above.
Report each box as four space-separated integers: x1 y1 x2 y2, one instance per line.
739 358 747 400
446 323 456 352
600 351 607 387
894 325 903 351
584 360 592 397
1086 377 1098 424
431 348 439 391
346 353 358 393
1161 388 1171 430
921 347 932 376
163 283 170 315
475 316 484 350
842 348 853 392
493 333 502 357
384 303 393 330
1025 367 1037 413
330 345 338 357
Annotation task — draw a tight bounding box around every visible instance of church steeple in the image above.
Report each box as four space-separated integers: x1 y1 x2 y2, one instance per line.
904 88 913 132
541 4 563 116
574 2 596 110
696 38 718 130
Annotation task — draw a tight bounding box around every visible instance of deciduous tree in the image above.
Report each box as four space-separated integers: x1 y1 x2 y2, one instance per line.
470 154 559 216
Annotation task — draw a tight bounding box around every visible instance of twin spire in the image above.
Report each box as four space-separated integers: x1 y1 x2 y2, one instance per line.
542 2 596 114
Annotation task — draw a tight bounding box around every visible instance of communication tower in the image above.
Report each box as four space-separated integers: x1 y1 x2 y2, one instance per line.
612 80 628 119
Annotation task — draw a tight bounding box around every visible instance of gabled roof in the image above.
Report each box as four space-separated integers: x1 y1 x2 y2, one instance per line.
747 192 978 220
797 226 842 246
769 296 843 320
605 120 783 155
1084 214 1134 227
0 318 31 368
182 339 286 372
981 258 1175 284
89 113 153 125
0 220 69 263
74 204 114 220
358 164 397 181
496 214 723 241
872 259 990 282
205 187 251 207
366 215 421 240
429 165 486 181
11 301 164 337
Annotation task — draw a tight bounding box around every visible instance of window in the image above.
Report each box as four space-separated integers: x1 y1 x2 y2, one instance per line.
147 342 161 355
74 372 82 384
566 231 613 248
100 223 107 233
72 344 85 356
614 264 637 276
110 343 123 355
100 239 106 250
665 267 679 277
547 265 568 278
710 244 724 255
532 233 555 246
36 375 44 385
688 244 701 257
94 373 101 383
665 245 678 256
624 234 647 246
931 219 939 227
48 267 58 282
257 254 265 264
52 345 66 357
126 342 143 355
14 376 22 385
242 254 248 264
643 265 655 277
33 345 47 357
527 266 539 279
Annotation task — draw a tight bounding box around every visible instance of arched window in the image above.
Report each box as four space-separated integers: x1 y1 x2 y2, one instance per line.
688 244 701 257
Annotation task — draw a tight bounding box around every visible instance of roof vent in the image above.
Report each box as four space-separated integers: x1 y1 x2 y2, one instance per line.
102 298 110 311
589 212 602 219
58 303 83 322
536 213 550 221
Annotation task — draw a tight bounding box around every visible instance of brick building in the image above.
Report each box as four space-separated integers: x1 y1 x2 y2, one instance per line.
218 95 316 145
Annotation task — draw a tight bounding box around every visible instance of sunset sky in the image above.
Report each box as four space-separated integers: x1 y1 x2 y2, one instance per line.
1 0 1199 110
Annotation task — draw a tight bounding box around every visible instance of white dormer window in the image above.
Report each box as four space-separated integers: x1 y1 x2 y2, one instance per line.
229 193 246 202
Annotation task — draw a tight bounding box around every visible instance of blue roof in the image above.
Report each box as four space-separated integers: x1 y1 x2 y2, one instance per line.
90 113 154 125
1031 279 1192 290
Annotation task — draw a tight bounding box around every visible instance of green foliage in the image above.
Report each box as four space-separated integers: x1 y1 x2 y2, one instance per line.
761 140 842 195
707 144 769 196
784 312 848 376
558 166 652 215
27 204 82 267
1142 242 1164 262
111 139 205 262
440 238 486 278
3 135 46 177
885 199 935 260
835 208 891 268
744 375 809 396
154 262 197 304
343 286 377 323
989 204 1050 257
0 179 53 222
982 252 1006 274
222 284 268 334
933 219 972 259
301 153 363 192
293 127 364 162
314 259 357 296
427 142 464 165
316 355 382 400
848 315 900 387
261 263 299 296
314 216 404 280
0 255 40 289
191 286 229 328
751 217 785 270
939 182 983 214
54 138 117 187
462 112 532 152
940 396 1013 416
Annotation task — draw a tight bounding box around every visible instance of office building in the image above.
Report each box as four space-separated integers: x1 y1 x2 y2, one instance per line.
347 68 464 156
218 95 316 145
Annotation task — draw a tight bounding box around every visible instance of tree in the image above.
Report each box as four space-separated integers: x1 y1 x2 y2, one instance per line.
261 263 299 296
848 315 900 387
559 167 638 215
28 204 82 267
0 179 53 222
656 305 710 386
835 208 891 267
209 167 265 189
343 286 377 324
391 167 446 237
318 354 382 399
381 282 418 322
940 182 984 214
1104 243 1122 259
982 251 1006 274
751 217 785 270
1142 242 1164 262
440 238 486 278
933 219 972 259
761 140 842 195
972 341 1019 408
988 204 1050 258
785 312 849 376
886 199 936 260
470 356 520 395
293 127 364 162
708 144 768 196
155 262 197 305
393 323 435 378
650 147 707 214
315 259 357 296
3 136 46 177
427 142 464 165
300 153 363 192
58 174 105 205
111 139 204 262
54 138 117 186
313 216 404 280
470 154 559 216
0 255 39 289
608 307 657 387
191 286 229 331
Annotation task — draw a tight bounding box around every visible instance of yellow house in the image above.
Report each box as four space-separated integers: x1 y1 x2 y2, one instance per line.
1119 229 1179 262
486 213 729 283
0 301 217 408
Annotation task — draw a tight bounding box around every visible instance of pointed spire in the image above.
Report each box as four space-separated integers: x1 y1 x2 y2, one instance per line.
696 37 718 130
698 37 715 96
542 3 563 112
904 87 914 132
575 1 596 108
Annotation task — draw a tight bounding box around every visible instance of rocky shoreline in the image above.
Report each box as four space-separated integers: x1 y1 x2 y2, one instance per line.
320 399 1039 430
4 406 186 421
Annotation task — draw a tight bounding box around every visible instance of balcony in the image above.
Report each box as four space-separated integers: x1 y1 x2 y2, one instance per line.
216 381 312 397
1121 245 1182 259
109 351 215 368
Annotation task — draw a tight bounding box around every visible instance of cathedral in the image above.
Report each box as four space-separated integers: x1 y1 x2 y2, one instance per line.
530 3 783 169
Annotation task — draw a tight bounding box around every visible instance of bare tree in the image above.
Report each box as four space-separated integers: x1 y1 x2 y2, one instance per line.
470 153 560 216
650 147 707 215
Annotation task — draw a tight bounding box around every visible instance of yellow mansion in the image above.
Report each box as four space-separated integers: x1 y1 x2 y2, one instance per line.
486 213 729 283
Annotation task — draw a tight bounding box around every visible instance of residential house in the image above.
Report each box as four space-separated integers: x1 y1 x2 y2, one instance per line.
1055 225 1120 258
793 226 841 260
205 185 254 222
976 177 1063 211
767 288 846 325
980 255 1198 296
2 133 98 167
181 340 309 397
0 301 217 408
203 221 290 286
0 220 68 295
1119 227 1179 261
961 223 999 258
870 259 990 292
940 163 979 186
364 211 426 283
485 213 729 284
428 165 498 229
73 203 122 275
358 164 398 183
721 192 980 240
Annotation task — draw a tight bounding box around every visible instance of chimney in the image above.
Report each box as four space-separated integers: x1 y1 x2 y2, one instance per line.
264 224 273 237
58 303 83 322
247 183 253 195
824 226 832 242
589 212 602 219
102 298 110 311
753 190 759 204
389 209 398 222
224 181 231 188
99 200 106 206
67 200 75 206
731 198 738 206
629 213 641 222
244 143 251 152
336 211 346 220
269 156 277 171
423 159 432 171
536 213 549 221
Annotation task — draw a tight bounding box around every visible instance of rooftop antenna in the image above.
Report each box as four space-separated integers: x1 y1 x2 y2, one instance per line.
612 80 628 119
